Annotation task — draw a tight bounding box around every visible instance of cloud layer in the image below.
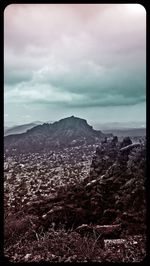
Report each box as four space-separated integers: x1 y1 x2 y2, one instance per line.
4 4 146 124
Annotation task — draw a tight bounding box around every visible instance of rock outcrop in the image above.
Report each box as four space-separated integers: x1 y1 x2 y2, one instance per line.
89 137 119 181
22 137 146 238
87 138 146 236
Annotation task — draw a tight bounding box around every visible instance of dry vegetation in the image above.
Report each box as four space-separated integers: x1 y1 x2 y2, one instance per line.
4 135 147 262
4 220 146 263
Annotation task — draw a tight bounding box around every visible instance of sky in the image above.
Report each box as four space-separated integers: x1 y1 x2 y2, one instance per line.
4 4 146 127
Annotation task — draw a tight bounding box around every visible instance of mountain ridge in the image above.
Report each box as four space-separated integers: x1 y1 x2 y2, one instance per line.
4 122 41 136
4 116 109 155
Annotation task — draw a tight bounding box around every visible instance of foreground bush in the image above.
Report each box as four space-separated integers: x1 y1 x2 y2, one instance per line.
4 218 146 263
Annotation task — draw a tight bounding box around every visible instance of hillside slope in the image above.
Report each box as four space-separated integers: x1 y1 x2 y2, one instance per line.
4 116 107 155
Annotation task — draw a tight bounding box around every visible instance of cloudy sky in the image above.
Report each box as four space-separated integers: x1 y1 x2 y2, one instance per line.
4 4 146 127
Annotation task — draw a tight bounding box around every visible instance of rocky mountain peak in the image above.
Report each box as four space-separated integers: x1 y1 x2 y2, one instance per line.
4 116 106 155
52 116 93 131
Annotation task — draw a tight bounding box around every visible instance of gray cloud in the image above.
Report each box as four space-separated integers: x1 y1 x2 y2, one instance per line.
4 4 146 124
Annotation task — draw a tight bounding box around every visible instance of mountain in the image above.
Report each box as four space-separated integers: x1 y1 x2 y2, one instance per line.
4 121 18 128
4 126 10 134
93 121 146 130
4 116 108 155
102 128 146 137
4 122 42 136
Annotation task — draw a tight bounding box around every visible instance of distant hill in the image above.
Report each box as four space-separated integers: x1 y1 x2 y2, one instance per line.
93 121 146 130
4 116 108 155
4 126 10 134
102 128 146 137
4 122 42 136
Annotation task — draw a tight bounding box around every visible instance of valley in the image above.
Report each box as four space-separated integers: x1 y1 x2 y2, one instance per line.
4 117 146 262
